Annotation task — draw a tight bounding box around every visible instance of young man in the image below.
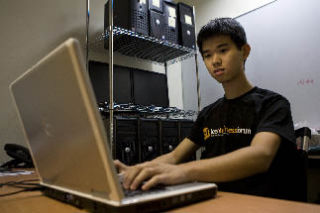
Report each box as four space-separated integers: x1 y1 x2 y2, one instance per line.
115 18 305 201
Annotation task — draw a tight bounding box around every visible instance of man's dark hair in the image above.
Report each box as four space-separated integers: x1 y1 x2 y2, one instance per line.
197 18 247 55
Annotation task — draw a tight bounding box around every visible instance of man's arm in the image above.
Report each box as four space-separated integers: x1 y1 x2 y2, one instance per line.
141 131 281 190
182 131 281 182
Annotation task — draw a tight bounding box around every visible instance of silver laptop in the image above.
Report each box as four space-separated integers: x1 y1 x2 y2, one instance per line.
9 38 217 212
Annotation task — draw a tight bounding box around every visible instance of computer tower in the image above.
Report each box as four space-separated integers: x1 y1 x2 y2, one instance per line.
114 117 140 165
177 3 196 49
139 118 161 162
149 0 163 13
163 0 179 44
161 119 180 154
179 23 196 49
149 10 166 40
104 0 149 36
177 2 194 26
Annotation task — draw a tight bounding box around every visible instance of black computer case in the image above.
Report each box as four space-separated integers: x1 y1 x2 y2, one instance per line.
139 118 161 162
163 0 179 44
161 119 180 154
177 3 196 49
149 10 166 40
179 23 196 49
114 117 140 165
104 0 149 36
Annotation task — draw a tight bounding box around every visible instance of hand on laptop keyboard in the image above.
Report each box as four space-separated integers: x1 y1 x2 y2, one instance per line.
118 172 167 197
122 183 166 197
114 160 191 191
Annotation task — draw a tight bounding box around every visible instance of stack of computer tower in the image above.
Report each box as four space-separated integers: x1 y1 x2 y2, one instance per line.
163 0 179 44
149 0 166 40
104 0 195 49
104 0 149 36
112 117 195 165
177 2 196 49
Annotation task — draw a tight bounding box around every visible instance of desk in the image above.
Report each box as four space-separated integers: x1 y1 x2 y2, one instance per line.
1 171 320 213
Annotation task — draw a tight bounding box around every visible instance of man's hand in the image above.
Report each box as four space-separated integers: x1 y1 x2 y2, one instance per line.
113 139 198 191
114 159 129 174
114 160 191 191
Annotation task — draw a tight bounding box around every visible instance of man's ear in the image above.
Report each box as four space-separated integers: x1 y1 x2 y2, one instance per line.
242 43 251 60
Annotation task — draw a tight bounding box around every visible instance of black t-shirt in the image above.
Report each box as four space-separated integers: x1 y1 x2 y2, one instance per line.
188 87 305 201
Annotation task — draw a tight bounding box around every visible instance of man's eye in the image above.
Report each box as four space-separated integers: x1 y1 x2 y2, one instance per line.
219 49 228 53
203 54 211 59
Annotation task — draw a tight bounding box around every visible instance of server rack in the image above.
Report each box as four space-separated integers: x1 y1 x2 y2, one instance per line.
86 0 200 158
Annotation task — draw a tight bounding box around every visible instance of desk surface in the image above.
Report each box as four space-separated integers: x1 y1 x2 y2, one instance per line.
1 170 320 213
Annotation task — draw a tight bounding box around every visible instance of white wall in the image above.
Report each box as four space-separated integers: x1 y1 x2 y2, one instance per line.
238 0 320 129
192 0 276 32
0 0 86 164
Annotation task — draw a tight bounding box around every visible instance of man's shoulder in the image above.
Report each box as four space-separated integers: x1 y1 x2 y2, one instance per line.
252 87 290 104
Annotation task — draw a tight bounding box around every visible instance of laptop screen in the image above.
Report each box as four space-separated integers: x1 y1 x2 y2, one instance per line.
9 38 123 203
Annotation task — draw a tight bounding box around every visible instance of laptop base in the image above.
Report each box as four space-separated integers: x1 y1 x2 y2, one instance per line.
43 186 217 213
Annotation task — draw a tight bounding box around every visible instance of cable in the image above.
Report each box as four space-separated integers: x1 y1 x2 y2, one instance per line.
0 179 39 187
1 182 40 188
0 179 43 197
0 186 44 197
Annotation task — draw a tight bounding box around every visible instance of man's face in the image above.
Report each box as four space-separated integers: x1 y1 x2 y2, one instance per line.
201 35 249 84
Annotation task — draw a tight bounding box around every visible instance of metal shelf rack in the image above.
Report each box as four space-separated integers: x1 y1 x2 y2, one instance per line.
85 0 201 157
104 27 196 63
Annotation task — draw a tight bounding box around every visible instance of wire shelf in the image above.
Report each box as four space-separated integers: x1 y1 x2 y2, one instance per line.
98 102 197 120
92 27 196 64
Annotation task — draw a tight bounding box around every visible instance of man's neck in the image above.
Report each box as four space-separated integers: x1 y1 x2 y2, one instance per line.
222 74 254 99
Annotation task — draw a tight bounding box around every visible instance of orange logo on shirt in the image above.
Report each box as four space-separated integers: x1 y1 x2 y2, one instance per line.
203 126 252 141
203 127 210 141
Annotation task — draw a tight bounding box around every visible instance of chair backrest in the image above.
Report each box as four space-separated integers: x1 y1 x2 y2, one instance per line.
295 127 311 152
294 127 311 202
